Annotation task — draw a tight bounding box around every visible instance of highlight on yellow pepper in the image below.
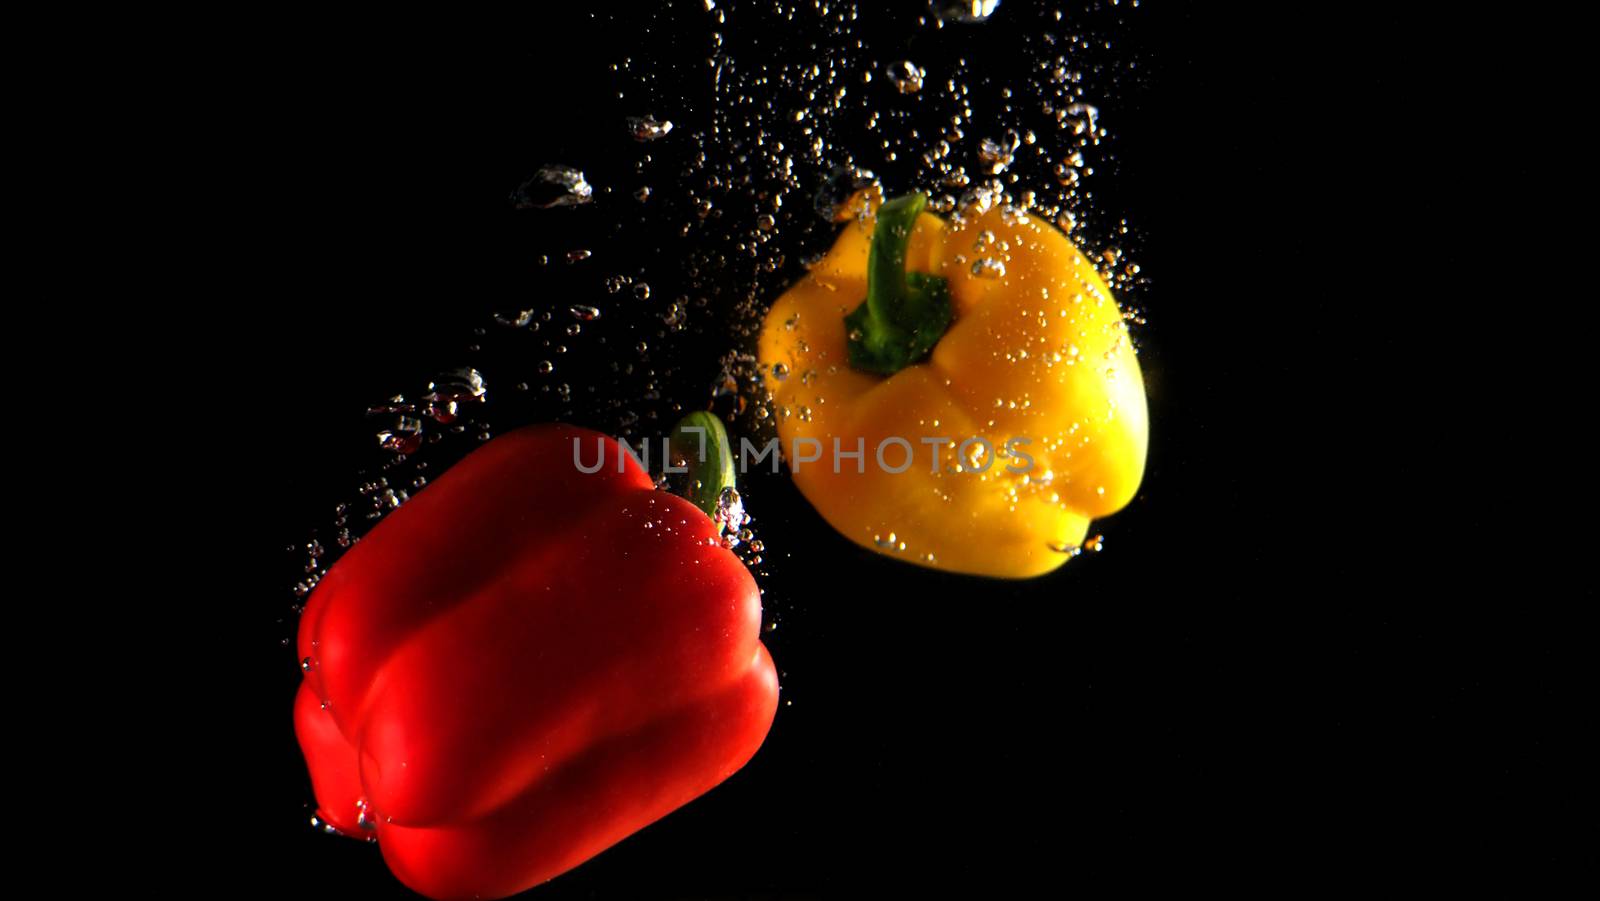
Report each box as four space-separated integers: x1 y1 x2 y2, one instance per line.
757 192 1148 578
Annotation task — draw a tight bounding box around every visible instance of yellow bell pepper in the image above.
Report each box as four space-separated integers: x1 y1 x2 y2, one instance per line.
757 193 1148 578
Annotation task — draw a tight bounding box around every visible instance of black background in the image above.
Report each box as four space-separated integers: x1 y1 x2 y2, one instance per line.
183 2 1575 898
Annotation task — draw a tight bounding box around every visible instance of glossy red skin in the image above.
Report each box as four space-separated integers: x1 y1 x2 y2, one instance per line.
295 424 778 900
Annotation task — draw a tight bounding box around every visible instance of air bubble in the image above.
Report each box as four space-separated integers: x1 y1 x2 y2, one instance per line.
377 416 424 454
495 309 536 328
886 61 926 94
966 257 1004 278
510 166 592 209
931 0 1000 23
977 131 1020 174
815 166 881 221
1062 103 1100 136
627 115 674 141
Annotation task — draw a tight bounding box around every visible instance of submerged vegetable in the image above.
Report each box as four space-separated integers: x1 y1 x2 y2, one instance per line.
759 192 1147 578
295 421 778 900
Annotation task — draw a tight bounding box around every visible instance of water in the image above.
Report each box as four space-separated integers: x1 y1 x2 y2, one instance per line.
283 0 1152 839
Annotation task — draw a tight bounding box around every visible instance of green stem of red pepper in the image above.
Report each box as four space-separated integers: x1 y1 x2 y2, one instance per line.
844 192 954 376
668 411 737 518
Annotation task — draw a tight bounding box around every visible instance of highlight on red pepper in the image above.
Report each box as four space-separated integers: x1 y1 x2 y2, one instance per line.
294 415 778 900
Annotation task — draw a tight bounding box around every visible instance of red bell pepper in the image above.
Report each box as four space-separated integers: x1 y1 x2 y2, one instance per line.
294 420 778 900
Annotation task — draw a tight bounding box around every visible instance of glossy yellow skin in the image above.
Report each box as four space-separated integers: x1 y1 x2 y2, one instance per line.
757 204 1148 578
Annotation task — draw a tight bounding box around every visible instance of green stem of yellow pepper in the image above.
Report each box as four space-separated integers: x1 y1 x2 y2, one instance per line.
844 192 953 375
